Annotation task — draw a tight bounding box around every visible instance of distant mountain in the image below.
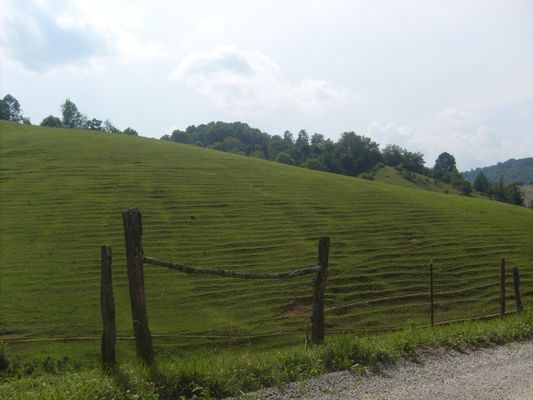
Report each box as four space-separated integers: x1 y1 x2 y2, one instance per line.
462 157 533 185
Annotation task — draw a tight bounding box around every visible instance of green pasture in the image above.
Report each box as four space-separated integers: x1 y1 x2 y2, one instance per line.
1 120 532 366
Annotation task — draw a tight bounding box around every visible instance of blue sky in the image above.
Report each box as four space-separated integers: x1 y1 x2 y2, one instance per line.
1 0 532 170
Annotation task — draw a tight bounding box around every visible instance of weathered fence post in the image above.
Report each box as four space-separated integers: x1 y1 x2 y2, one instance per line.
123 208 154 363
100 245 116 367
429 259 434 327
512 266 523 313
312 236 330 344
499 257 506 319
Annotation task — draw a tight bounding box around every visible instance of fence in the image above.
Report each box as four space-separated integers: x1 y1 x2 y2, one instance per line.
101 208 329 365
100 208 526 366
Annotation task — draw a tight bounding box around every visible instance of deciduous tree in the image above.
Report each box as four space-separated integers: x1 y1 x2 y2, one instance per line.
61 99 86 128
473 172 490 193
0 94 22 122
40 115 63 128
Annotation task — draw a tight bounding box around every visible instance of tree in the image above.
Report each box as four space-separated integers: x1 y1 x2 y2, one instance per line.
61 99 85 128
0 94 22 122
382 144 403 166
294 129 311 164
455 179 472 195
473 172 490 193
40 115 63 128
122 127 138 136
434 152 456 173
275 152 295 165
0 98 9 120
492 177 506 201
104 119 120 133
214 136 243 152
402 151 425 174
283 130 294 144
268 135 287 160
433 152 457 182
303 157 324 170
311 133 325 147
170 129 188 143
336 132 381 176
505 182 524 205
86 118 104 131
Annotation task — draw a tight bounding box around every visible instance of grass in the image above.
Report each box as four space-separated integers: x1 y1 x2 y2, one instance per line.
370 165 458 194
1 310 531 399
1 120 532 366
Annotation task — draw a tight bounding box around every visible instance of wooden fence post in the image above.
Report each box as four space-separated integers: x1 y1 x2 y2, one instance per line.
512 266 523 313
100 245 116 367
312 236 330 344
499 257 506 319
123 208 154 363
429 259 434 327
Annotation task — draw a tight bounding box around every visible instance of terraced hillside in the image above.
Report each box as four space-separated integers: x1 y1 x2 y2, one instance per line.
1 121 532 359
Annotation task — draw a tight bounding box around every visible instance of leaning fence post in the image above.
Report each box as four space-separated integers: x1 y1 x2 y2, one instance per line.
312 236 330 344
429 259 434 327
512 266 523 313
100 245 116 367
499 257 506 319
123 208 154 363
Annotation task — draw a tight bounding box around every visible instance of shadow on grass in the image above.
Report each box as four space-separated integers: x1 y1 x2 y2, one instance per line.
104 360 231 399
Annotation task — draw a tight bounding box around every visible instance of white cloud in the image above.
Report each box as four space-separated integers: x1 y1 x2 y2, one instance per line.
171 45 348 113
367 121 415 148
366 121 531 170
71 0 173 61
0 0 109 72
112 30 172 60
441 108 471 125
454 125 533 169
191 17 224 37
0 0 172 72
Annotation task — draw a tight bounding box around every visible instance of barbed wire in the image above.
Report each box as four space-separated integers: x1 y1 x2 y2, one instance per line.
3 307 530 343
143 256 319 279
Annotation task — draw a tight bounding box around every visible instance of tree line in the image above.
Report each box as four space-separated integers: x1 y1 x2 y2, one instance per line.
161 121 474 195
0 94 138 135
472 173 524 206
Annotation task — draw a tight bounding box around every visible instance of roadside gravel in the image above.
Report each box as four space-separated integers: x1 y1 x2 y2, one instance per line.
231 341 533 400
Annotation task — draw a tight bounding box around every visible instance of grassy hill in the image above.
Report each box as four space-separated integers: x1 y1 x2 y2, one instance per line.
1 121 532 364
367 165 459 194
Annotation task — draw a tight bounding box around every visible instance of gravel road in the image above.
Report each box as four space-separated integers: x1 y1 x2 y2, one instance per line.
234 341 533 400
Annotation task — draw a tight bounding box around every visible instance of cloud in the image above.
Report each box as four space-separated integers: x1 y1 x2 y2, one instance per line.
366 121 522 170
441 108 471 125
0 0 109 72
0 0 172 72
367 121 415 148
111 29 172 61
172 45 348 113
447 125 533 170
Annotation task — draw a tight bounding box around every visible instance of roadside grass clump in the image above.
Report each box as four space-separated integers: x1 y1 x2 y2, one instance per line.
417 312 533 350
0 343 83 380
1 311 531 399
0 370 119 400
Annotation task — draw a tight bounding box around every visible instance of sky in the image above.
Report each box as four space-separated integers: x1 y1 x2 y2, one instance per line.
1 0 532 170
